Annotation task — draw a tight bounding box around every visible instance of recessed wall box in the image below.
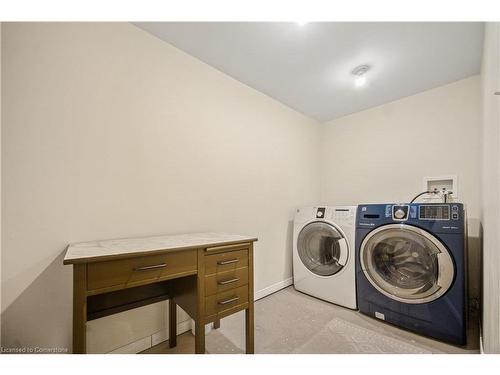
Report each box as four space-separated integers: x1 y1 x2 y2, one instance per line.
422 175 458 202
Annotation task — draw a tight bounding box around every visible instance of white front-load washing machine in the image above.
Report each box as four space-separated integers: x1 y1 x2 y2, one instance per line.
293 206 357 309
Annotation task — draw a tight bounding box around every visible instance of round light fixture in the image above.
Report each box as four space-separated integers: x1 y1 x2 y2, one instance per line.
352 65 370 88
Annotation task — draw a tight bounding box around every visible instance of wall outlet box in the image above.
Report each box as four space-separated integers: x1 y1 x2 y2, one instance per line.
422 175 458 202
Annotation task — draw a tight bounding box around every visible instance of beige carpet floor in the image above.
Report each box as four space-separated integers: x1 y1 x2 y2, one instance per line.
143 286 480 354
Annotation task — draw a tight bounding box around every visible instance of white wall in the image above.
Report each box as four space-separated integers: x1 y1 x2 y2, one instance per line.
320 76 482 302
480 22 500 354
1 23 320 353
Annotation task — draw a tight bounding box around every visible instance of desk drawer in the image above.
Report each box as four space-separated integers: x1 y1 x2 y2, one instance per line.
205 285 249 317
205 249 248 274
87 250 197 292
205 267 248 296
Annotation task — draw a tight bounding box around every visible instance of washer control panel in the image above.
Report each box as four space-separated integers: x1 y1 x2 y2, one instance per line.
314 206 355 220
357 204 464 233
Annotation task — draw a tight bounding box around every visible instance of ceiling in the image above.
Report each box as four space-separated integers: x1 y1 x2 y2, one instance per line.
134 22 484 122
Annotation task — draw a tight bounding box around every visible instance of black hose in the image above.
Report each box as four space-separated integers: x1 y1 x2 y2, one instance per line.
409 190 439 203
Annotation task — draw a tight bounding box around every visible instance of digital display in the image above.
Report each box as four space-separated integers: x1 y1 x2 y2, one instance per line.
419 205 450 220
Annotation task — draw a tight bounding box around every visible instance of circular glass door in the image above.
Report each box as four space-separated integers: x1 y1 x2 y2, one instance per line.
297 221 348 276
360 224 454 304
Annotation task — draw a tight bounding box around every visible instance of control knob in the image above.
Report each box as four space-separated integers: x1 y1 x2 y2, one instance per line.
394 209 406 219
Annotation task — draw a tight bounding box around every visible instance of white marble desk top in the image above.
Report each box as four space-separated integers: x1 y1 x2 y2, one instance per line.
64 232 257 264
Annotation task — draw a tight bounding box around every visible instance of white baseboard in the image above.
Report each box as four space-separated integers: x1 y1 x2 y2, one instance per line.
109 336 151 354
254 277 293 301
109 318 192 354
151 319 192 347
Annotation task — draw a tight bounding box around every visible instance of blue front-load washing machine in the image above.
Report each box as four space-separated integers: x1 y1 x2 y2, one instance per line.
355 203 467 345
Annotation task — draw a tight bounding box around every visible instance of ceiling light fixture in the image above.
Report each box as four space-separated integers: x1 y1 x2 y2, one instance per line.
352 65 370 88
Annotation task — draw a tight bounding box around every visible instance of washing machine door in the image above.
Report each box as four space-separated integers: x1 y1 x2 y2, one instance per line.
297 221 349 277
360 224 454 304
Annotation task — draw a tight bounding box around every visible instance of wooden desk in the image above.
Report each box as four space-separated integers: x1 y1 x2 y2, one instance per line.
63 233 257 354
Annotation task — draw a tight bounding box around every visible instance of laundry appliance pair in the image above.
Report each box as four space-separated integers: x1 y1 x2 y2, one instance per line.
292 203 467 346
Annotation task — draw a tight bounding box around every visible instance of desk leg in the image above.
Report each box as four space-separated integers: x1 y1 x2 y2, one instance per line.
213 319 220 329
194 320 205 354
73 264 87 354
245 244 255 354
245 307 254 354
195 249 206 354
169 299 177 348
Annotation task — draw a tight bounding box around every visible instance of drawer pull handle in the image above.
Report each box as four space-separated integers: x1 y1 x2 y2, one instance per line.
218 277 239 285
133 263 167 271
217 259 238 265
205 242 251 252
218 296 239 305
